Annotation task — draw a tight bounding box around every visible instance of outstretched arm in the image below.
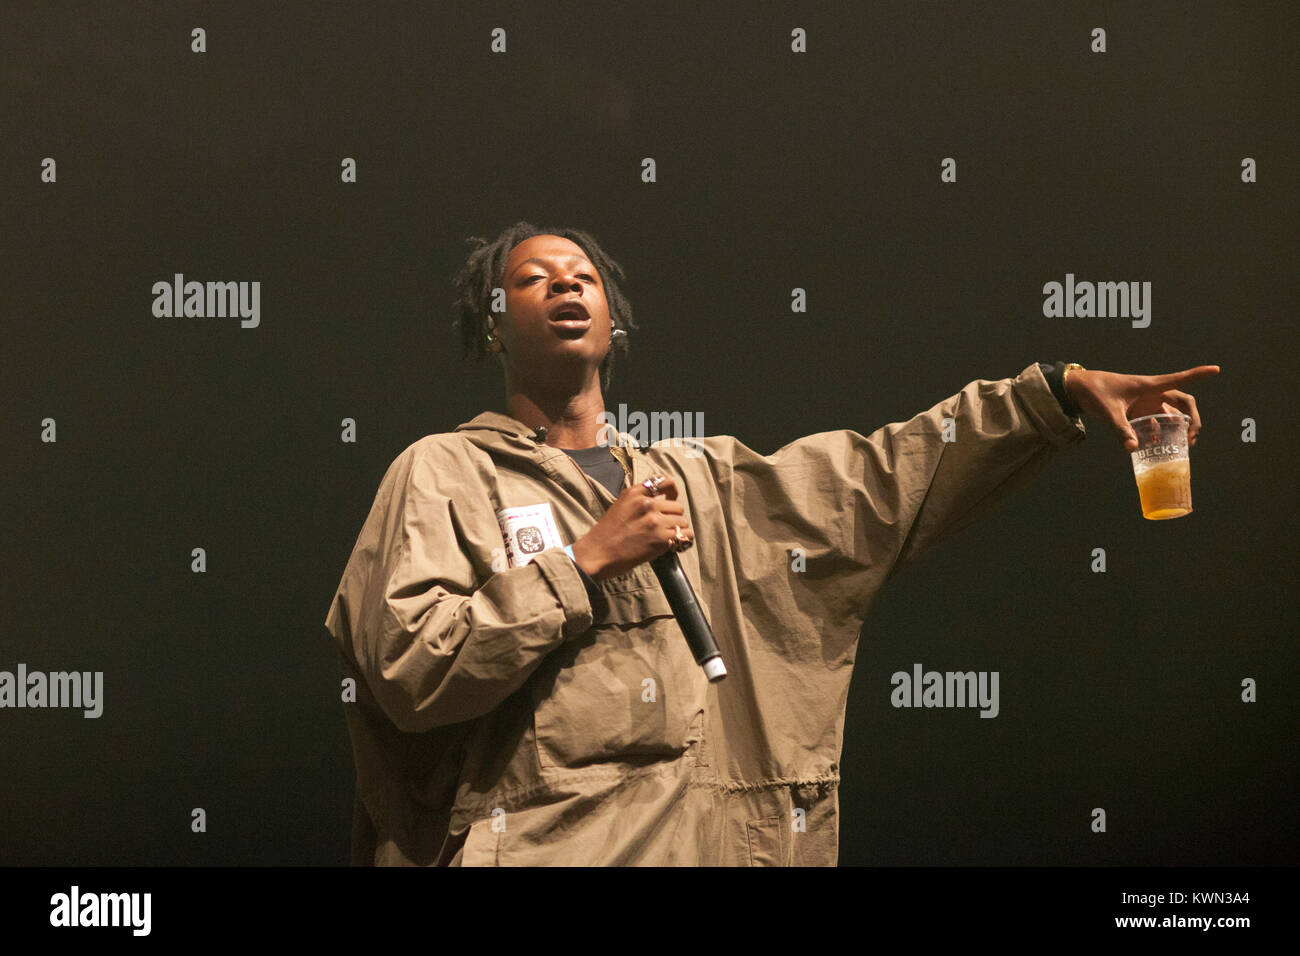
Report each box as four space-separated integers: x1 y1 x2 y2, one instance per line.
673 362 1087 594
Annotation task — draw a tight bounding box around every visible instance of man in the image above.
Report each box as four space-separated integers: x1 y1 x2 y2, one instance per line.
323 222 1218 865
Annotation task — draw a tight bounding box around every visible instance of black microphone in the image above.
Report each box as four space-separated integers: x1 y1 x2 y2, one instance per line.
650 551 727 682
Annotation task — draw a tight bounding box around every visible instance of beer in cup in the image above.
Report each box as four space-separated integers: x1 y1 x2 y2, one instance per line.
1129 413 1193 520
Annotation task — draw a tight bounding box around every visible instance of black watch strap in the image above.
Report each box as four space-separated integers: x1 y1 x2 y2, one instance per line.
1039 361 1085 418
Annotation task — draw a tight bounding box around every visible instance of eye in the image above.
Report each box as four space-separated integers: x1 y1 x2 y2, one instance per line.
523 273 594 284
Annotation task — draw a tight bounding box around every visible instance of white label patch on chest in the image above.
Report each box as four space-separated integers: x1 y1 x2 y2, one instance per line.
495 502 565 568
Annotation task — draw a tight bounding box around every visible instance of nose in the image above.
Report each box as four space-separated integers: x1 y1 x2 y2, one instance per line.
550 272 583 295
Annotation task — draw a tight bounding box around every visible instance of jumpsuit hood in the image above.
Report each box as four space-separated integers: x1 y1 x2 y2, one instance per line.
454 411 548 444
453 410 644 452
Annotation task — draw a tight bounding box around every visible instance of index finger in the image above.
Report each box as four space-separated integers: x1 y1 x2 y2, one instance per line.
1150 365 1220 389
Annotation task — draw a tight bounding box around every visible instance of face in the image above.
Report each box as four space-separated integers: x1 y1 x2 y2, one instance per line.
494 234 613 378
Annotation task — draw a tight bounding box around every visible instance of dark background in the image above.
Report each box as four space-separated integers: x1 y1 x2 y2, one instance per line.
2 1 1296 865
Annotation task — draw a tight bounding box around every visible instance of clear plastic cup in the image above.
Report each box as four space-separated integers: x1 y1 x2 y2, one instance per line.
1129 413 1193 520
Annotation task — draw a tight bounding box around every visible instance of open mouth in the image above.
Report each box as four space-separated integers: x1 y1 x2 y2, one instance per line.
548 302 591 335
550 312 590 337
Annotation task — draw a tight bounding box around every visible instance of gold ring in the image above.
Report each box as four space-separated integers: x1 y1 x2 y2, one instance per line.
669 525 693 553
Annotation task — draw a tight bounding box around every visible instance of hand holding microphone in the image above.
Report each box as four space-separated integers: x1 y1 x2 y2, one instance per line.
570 474 727 682
571 474 692 579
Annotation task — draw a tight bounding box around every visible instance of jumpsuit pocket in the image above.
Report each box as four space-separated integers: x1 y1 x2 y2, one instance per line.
530 575 706 770
746 815 786 866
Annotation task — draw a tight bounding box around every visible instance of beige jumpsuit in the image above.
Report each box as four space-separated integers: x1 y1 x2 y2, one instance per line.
323 362 1086 865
